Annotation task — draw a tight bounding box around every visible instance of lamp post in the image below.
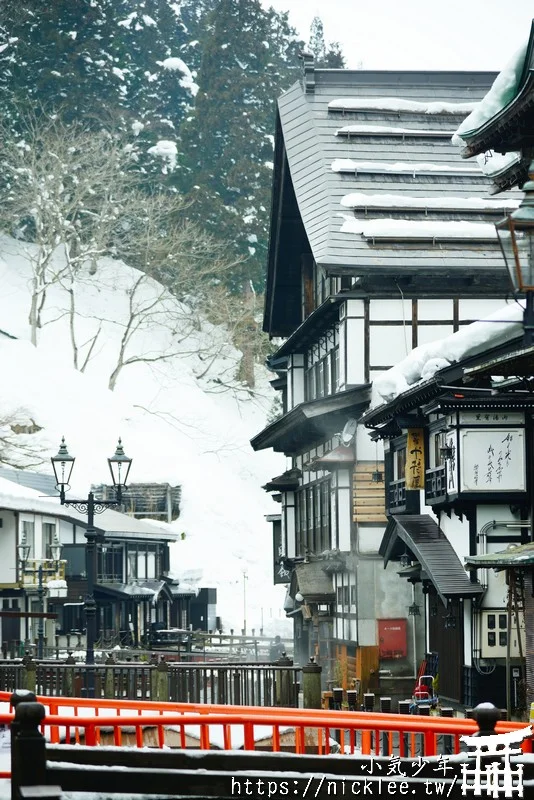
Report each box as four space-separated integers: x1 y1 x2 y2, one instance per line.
51 437 132 697
18 535 63 659
495 159 534 345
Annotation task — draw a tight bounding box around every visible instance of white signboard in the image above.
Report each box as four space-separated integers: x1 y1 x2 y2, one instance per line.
460 428 525 492
459 412 524 425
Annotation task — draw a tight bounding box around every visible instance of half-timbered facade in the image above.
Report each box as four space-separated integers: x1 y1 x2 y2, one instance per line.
362 321 532 711
251 59 520 691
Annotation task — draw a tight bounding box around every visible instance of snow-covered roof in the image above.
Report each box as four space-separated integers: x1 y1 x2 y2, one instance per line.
340 193 520 212
0 475 178 541
329 98 478 114
331 159 480 175
266 69 517 334
454 43 528 140
339 217 498 241
371 301 524 408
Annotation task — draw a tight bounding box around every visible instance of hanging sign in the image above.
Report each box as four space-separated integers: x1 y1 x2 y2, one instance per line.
405 429 425 490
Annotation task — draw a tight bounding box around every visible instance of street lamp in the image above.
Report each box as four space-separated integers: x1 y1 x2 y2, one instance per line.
18 534 63 659
51 437 133 697
495 159 534 345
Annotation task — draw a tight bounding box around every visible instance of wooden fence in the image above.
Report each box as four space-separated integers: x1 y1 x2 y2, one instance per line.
0 656 301 706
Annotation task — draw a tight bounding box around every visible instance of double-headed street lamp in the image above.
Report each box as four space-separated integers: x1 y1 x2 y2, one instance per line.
495 159 534 345
51 437 133 697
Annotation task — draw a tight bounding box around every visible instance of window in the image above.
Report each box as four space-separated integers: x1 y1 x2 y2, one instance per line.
21 520 35 557
63 545 86 578
99 545 123 582
128 551 138 580
304 331 339 402
295 479 331 557
394 448 406 480
43 522 56 559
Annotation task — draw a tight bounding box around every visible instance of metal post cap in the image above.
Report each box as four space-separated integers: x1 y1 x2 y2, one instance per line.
472 702 500 735
302 656 322 673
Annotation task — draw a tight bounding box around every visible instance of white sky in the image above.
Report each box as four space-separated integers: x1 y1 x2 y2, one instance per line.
263 0 533 72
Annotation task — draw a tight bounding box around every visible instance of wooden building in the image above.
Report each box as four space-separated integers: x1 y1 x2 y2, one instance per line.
251 58 520 692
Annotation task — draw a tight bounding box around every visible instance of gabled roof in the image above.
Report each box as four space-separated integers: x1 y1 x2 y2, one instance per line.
265 67 519 336
381 515 483 605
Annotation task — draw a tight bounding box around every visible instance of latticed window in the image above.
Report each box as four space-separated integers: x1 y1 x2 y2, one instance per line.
295 478 331 557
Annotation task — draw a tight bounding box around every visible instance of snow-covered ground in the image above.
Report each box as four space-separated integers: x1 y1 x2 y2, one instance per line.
0 234 287 636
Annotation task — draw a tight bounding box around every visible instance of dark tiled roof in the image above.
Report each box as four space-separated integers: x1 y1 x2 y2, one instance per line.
251 385 371 454
381 514 483 605
465 542 534 569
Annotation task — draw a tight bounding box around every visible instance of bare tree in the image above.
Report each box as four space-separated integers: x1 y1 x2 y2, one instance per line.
0 111 136 345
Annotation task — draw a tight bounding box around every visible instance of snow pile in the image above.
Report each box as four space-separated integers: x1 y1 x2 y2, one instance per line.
332 159 479 174
372 301 524 407
158 57 199 96
336 125 455 136
340 216 498 240
147 139 178 172
340 193 520 211
329 98 477 114
453 43 527 142
475 150 522 177
0 234 287 635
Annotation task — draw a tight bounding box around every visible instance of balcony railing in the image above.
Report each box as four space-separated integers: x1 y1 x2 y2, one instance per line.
388 478 407 511
20 559 66 588
425 465 447 503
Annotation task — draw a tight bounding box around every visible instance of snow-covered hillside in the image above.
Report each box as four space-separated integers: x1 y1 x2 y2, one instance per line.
0 234 287 635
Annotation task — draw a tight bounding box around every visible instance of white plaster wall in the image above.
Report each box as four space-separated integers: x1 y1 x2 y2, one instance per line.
0 510 16 584
417 299 453 320
370 326 411 366
437 512 469 560
283 492 296 559
358 525 383 555
344 317 365 386
369 299 411 321
458 298 508 320
356 425 379 461
337 469 351 552
287 354 305 409
417 325 454 346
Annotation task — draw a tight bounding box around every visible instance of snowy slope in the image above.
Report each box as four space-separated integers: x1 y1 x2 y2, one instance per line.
0 235 287 635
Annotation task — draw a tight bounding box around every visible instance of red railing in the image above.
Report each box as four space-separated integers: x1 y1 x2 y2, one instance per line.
1 690 531 766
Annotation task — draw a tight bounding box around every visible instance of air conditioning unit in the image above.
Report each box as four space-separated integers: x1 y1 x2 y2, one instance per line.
480 609 525 659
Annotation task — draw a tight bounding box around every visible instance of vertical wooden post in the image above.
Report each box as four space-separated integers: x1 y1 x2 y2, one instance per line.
104 654 115 699
276 653 293 708
11 701 46 800
155 657 169 703
24 657 36 695
302 657 322 709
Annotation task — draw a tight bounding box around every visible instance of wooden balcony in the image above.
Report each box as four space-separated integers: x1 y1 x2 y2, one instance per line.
21 559 66 588
387 479 420 515
425 465 447 504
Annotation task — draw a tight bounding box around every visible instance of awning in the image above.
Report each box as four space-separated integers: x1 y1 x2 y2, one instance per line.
465 542 534 570
96 580 174 603
381 515 483 605
251 385 371 454
291 561 335 602
262 468 302 492
304 444 355 471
